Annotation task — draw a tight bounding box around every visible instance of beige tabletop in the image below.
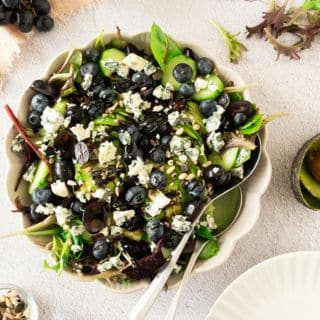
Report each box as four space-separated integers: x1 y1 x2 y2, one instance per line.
0 0 320 319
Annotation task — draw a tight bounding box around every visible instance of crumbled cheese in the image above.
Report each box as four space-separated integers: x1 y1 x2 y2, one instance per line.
51 180 70 197
110 226 123 236
98 141 117 166
145 191 171 217
149 241 157 252
41 107 64 133
11 134 25 153
231 166 244 179
168 111 180 127
236 148 251 165
122 91 151 119
103 59 119 72
152 85 172 100
207 132 225 152
75 190 88 203
116 63 130 78
64 116 72 128
23 162 37 182
200 215 217 231
71 244 83 253
70 224 85 236
113 210 135 226
208 79 218 92
144 61 157 76
128 157 153 185
91 188 111 202
171 215 192 233
119 130 131 145
35 203 55 216
205 105 225 132
67 180 77 187
81 73 93 90
152 105 164 112
194 78 208 92
122 53 156 76
97 255 124 272
100 226 109 236
70 124 91 141
185 147 200 164
55 206 72 226
170 136 191 155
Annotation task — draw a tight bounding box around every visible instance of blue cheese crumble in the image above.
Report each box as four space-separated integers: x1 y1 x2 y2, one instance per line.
152 84 172 100
145 191 171 217
98 141 117 166
51 180 70 197
122 91 151 119
70 123 91 141
128 157 153 185
171 215 192 233
113 210 135 226
41 107 64 133
207 132 225 152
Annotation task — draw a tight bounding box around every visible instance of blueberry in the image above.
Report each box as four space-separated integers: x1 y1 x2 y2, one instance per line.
30 0 51 15
54 159 75 181
187 179 205 198
31 93 50 114
16 10 34 33
122 144 143 163
2 0 18 9
160 135 171 146
98 88 117 103
179 83 195 98
32 188 53 205
150 170 166 188
131 72 151 88
146 220 164 241
233 112 247 127
204 165 232 186
66 104 84 126
70 200 85 215
92 239 111 260
0 8 13 25
35 15 54 32
28 111 41 130
87 100 107 119
111 79 132 93
199 99 217 117
122 213 144 231
29 203 46 223
80 62 99 77
217 92 230 108
150 148 166 163
197 57 214 75
126 123 139 136
85 48 100 62
163 229 181 248
125 185 147 206
173 63 193 83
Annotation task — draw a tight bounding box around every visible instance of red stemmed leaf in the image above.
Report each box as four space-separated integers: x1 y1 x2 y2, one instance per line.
4 104 51 169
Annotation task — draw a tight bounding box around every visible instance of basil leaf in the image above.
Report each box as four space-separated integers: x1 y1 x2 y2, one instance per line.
95 31 106 51
303 0 320 10
239 113 263 135
150 22 182 69
196 225 213 241
199 239 219 260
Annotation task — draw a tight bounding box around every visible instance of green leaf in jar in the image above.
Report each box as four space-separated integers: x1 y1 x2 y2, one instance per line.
199 239 219 260
150 22 182 69
195 225 213 241
302 0 320 10
239 113 263 135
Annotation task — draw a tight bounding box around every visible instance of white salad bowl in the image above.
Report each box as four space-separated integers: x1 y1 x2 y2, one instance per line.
5 32 272 293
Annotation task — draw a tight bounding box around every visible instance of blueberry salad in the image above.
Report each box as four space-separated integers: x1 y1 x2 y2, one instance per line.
0 0 53 33
8 23 267 282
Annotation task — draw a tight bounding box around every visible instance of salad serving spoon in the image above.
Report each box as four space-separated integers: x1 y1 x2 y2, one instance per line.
164 186 243 320
129 135 262 320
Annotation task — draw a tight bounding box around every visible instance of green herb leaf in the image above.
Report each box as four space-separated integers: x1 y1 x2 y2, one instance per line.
181 124 203 145
239 113 264 135
24 226 62 237
95 31 106 51
196 225 213 241
210 20 247 64
303 0 320 10
150 22 182 69
199 239 219 260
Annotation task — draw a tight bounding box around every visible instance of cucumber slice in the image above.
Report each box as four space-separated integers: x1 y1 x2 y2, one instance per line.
28 160 50 195
209 148 239 171
99 48 126 77
192 74 224 101
161 55 196 90
109 39 128 50
234 148 251 167
53 100 68 116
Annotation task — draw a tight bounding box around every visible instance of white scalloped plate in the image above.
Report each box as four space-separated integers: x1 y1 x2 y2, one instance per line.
207 251 320 320
4 32 272 293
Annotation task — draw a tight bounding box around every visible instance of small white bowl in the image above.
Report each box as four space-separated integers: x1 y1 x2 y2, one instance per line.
4 32 272 293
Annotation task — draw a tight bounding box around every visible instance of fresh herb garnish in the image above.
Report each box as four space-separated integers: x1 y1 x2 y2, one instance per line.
150 22 182 69
303 0 320 10
199 239 219 260
210 19 247 64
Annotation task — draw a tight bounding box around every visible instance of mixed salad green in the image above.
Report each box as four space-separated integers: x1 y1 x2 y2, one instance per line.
9 23 266 283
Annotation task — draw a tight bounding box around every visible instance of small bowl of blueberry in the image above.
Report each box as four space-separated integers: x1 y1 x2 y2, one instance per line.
5 23 271 292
